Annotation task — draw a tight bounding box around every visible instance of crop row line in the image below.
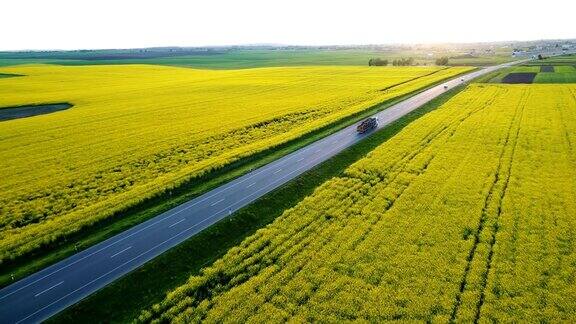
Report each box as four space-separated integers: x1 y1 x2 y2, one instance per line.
473 89 528 323
450 87 528 322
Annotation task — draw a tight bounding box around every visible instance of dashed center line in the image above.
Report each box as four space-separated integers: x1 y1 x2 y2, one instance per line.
168 219 185 228
296 158 304 162
110 246 132 258
273 169 282 174
210 198 225 206
34 281 64 298
246 182 257 188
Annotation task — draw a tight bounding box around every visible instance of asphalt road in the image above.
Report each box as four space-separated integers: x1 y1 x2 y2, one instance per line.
0 61 523 323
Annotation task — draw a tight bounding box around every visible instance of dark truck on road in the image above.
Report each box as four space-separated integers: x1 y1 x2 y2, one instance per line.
356 117 378 134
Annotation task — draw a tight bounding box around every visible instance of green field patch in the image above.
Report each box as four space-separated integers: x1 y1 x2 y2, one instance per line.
0 103 72 121
511 66 540 73
534 72 576 83
553 65 576 73
524 54 576 66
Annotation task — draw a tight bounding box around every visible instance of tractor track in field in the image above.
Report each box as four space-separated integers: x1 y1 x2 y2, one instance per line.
450 88 528 323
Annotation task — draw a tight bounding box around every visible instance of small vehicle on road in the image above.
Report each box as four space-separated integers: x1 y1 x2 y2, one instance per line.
444 85 449 90
356 117 378 134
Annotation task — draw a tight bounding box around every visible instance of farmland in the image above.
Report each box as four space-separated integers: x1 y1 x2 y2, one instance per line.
140 84 576 322
0 50 386 69
535 65 576 83
0 64 472 266
0 48 513 69
486 55 576 84
487 65 576 84
524 54 576 65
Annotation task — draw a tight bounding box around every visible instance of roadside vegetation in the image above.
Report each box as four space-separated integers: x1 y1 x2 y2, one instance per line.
139 84 576 323
0 64 472 282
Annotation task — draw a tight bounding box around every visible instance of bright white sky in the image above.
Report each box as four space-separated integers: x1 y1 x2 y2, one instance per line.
1 0 574 50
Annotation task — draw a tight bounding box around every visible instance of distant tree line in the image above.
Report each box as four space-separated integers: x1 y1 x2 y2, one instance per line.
435 56 449 66
368 58 388 66
369 57 416 66
392 57 414 66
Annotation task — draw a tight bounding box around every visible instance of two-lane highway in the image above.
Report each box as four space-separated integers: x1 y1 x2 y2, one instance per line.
0 61 524 323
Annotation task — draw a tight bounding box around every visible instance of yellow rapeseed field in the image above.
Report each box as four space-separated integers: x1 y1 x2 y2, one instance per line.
140 84 576 323
0 64 471 263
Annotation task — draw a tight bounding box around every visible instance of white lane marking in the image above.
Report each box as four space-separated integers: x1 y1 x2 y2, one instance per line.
246 182 256 188
168 143 317 213
296 158 304 162
34 281 63 298
213 146 344 215
273 169 282 174
210 198 224 206
110 246 132 258
173 139 323 211
315 149 322 153
332 140 339 144
168 219 186 228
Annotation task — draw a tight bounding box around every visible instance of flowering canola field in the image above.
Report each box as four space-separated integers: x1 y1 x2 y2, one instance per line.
140 84 576 323
0 64 471 263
